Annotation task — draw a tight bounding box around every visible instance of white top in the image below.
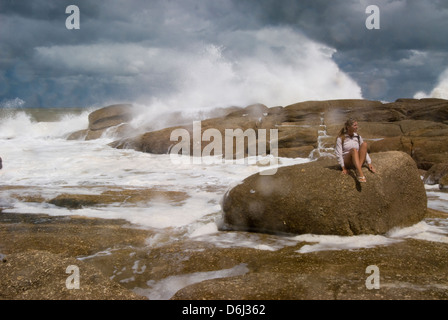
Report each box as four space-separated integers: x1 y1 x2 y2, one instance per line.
335 133 371 168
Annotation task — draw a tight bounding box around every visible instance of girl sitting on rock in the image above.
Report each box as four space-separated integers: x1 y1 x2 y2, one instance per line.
335 118 375 182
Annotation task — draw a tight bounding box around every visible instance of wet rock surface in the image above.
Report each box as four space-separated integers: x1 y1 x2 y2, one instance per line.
171 237 448 300
0 250 145 300
1 209 447 300
0 212 150 299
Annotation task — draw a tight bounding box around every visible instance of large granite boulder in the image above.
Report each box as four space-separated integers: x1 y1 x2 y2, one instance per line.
220 151 427 236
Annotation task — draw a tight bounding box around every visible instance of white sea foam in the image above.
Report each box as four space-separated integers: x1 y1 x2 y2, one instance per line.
294 234 401 253
388 220 448 244
0 114 306 242
0 109 90 140
292 218 448 254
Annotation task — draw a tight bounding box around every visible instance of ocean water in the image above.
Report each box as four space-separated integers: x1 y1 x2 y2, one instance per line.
0 107 447 256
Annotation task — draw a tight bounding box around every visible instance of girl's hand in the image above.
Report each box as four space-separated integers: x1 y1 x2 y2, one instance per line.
368 164 376 173
342 167 348 175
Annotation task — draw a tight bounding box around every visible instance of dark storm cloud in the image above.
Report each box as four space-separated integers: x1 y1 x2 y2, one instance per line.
1 0 447 108
242 0 448 52
1 0 271 107
234 0 448 100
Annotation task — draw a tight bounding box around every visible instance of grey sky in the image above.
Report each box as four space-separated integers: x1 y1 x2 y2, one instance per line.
1 0 447 109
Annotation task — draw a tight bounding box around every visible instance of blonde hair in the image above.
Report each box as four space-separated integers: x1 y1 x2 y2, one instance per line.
337 118 357 143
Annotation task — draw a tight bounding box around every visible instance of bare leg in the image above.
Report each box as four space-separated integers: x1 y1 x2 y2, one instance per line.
344 147 365 180
358 142 368 167
350 148 364 178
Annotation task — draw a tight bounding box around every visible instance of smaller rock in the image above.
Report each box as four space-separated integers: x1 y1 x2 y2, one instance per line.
66 129 88 140
439 174 448 190
423 163 448 185
47 188 189 209
67 104 136 141
88 104 134 131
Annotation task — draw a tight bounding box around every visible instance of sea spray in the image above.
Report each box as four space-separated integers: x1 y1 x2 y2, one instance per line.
0 108 90 140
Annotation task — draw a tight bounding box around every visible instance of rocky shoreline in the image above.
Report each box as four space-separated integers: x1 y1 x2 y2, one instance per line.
2 98 448 300
1 207 447 300
69 98 448 173
68 98 448 188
